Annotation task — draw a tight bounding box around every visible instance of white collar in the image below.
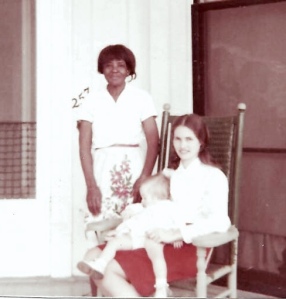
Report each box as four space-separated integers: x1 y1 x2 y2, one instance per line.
177 157 201 172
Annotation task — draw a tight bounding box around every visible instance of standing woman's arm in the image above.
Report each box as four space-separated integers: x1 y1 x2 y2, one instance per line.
132 116 159 202
78 120 102 215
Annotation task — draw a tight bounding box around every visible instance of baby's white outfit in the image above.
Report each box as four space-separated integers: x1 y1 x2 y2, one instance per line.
115 201 184 249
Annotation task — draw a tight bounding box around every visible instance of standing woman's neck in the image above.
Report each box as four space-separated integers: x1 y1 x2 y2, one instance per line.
107 82 126 102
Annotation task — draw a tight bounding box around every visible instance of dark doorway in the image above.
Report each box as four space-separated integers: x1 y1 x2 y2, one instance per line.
192 0 286 297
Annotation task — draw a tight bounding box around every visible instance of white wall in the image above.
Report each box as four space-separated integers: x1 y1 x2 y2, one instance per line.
70 0 193 112
0 0 193 278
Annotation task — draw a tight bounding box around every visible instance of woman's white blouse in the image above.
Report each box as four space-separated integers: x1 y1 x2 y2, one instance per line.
169 158 231 244
76 84 157 149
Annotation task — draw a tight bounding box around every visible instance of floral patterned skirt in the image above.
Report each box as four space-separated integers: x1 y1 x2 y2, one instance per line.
92 146 145 219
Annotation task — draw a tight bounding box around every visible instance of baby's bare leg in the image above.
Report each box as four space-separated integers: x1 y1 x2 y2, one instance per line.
145 238 166 280
100 234 133 262
145 238 169 297
78 235 133 280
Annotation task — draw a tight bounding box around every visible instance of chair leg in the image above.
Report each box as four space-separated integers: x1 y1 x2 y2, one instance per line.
228 238 238 298
196 247 207 298
228 266 237 298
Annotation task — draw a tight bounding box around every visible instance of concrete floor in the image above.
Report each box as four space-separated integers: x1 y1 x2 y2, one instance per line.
0 276 277 298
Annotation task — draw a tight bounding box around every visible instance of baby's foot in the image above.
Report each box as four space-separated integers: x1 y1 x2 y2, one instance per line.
77 260 104 280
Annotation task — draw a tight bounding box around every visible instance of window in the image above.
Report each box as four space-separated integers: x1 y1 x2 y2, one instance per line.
0 0 36 199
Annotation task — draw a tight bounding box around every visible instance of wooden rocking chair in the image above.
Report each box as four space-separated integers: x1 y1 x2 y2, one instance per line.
157 102 246 298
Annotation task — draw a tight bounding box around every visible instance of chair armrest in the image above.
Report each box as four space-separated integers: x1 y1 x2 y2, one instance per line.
192 225 239 248
86 217 123 232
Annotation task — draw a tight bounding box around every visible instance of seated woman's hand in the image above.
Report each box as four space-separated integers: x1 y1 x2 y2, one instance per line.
146 228 182 244
173 240 183 249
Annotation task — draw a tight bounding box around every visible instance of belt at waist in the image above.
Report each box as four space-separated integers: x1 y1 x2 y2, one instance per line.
95 144 139 150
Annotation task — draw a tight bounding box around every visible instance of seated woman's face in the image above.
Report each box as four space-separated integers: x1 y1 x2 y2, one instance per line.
173 125 201 167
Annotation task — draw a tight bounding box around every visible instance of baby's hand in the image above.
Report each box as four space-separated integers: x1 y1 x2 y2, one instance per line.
173 240 183 249
121 203 144 219
104 229 117 241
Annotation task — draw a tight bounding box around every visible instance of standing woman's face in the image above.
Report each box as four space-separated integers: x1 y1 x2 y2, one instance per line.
173 125 201 168
103 59 129 88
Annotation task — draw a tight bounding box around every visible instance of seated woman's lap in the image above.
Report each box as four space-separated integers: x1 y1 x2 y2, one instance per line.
98 243 198 297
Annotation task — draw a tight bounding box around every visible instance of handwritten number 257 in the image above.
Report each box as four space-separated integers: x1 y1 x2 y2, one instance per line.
72 87 89 108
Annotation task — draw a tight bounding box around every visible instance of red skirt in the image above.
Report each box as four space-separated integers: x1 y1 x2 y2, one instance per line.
99 243 204 297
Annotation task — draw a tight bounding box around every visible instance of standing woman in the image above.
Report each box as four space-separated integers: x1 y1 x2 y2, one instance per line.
77 44 159 220
81 113 231 297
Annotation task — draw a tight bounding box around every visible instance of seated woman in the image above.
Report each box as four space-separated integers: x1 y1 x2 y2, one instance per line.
82 113 231 297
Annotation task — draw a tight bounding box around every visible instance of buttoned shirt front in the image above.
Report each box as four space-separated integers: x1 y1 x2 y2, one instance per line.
170 158 231 243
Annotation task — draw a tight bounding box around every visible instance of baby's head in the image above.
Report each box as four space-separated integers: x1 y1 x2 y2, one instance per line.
139 173 170 207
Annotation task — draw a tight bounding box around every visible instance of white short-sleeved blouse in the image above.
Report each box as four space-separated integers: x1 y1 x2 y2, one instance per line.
77 84 157 149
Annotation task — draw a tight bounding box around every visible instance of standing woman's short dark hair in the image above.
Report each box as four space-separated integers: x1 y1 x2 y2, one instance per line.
97 44 137 80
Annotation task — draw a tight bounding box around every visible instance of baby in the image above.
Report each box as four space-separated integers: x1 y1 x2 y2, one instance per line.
77 173 184 297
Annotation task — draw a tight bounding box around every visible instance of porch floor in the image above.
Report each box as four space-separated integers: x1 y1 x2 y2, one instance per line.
0 276 277 298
